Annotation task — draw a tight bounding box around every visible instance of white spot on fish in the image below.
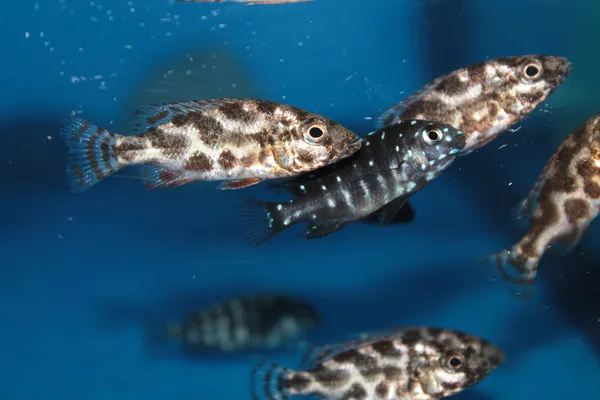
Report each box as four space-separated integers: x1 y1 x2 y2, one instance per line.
443 128 449 132
411 121 417 125
421 163 427 170
277 204 283 210
381 132 385 140
445 136 452 142
369 161 374 166
449 148 460 154
399 133 403 137
336 176 341 182
438 153 447 160
300 185 306 191
283 219 290 226
312 214 317 220
321 185 327 191
366 141 371 146
395 146 400 152
327 198 336 208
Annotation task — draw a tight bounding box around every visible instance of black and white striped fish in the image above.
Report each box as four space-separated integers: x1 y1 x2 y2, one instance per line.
165 294 319 353
252 326 504 400
239 120 466 246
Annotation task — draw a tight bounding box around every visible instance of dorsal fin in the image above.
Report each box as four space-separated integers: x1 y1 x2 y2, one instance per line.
375 76 445 129
299 336 388 369
131 98 240 134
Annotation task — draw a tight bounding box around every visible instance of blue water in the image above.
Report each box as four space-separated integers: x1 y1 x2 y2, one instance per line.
2 0 600 399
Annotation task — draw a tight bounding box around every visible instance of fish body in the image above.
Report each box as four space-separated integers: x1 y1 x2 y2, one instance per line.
166 294 319 353
252 326 504 400
177 0 312 4
240 120 466 246
377 55 572 155
59 99 360 193
482 113 600 299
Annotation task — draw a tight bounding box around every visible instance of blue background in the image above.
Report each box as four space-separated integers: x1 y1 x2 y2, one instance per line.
1 0 600 399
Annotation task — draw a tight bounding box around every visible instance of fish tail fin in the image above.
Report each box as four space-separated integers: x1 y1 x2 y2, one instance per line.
59 117 122 193
478 246 538 300
238 196 291 246
251 359 292 400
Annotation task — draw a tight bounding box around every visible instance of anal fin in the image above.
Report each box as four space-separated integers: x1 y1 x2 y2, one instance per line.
365 196 410 225
305 219 349 239
548 222 590 256
219 177 263 190
141 166 197 190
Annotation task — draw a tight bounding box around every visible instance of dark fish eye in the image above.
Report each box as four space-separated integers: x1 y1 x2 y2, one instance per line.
522 61 543 80
309 126 324 139
423 128 443 144
443 353 465 371
303 120 329 144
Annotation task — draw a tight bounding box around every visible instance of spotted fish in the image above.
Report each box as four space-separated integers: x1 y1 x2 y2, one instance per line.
377 55 572 155
164 294 319 353
481 113 600 299
251 326 504 400
59 99 360 193
239 120 466 246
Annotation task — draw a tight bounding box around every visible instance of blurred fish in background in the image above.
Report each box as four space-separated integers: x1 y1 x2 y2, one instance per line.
153 293 319 354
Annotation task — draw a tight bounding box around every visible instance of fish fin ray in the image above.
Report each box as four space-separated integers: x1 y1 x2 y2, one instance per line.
238 196 291 246
140 166 197 190
59 117 122 193
368 196 410 225
477 248 538 300
305 219 349 240
251 359 291 400
375 79 443 129
299 337 384 368
219 177 264 190
132 98 238 134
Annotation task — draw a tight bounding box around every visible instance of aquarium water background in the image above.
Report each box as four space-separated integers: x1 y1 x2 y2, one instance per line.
1 0 600 399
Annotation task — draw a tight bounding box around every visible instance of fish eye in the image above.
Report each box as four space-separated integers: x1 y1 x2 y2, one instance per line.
423 128 443 145
302 120 329 144
522 60 543 81
443 353 465 372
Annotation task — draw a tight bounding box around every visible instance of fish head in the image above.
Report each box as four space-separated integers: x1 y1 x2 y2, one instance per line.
453 55 571 153
412 328 505 398
287 114 361 172
501 55 571 115
396 120 466 173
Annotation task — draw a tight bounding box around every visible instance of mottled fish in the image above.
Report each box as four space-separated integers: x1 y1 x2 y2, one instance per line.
377 55 572 155
252 326 504 400
481 113 600 299
59 99 360 193
239 120 466 246
164 294 319 353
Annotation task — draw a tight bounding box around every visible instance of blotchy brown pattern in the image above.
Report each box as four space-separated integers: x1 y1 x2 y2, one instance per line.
484 113 600 299
252 326 504 400
377 55 572 154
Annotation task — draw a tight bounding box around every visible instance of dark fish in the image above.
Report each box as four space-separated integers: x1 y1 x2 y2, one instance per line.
481 112 600 300
252 326 504 400
239 120 466 246
377 55 572 154
59 99 360 193
165 294 319 353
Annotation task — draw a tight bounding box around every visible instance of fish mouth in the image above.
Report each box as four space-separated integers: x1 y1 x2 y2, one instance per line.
340 137 363 158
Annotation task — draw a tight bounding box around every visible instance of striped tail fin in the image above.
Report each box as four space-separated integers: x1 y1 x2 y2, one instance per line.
251 359 292 400
60 117 122 193
478 247 539 300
